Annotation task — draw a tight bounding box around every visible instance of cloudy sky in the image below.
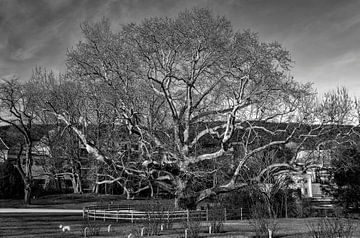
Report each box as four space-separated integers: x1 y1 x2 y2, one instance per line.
1 0 360 95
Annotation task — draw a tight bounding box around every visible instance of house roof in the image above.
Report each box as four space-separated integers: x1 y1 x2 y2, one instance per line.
295 149 333 167
0 124 54 147
0 136 9 150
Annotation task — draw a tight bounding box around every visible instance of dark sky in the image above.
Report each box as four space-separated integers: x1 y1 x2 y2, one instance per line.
1 0 360 95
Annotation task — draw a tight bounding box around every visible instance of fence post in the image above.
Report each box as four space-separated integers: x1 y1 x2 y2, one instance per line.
224 208 227 221
131 209 134 223
93 209 96 221
187 209 190 222
84 227 89 237
103 209 106 221
240 207 243 220
117 209 119 222
185 228 188 238
82 207 85 219
206 207 209 221
141 227 145 237
167 210 170 226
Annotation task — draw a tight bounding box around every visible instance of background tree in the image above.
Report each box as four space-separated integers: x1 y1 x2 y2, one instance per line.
48 19 173 199
45 128 85 194
318 87 355 125
328 143 360 211
0 160 24 199
0 78 43 204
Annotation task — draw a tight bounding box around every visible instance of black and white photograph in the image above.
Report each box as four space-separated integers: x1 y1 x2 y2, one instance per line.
1 0 360 237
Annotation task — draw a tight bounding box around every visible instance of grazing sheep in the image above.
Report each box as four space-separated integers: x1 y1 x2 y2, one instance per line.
59 224 70 232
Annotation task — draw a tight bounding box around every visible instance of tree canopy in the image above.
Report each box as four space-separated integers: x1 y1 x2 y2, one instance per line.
58 8 320 208
3 8 358 208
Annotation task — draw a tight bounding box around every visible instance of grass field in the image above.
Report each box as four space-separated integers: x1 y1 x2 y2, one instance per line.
2 213 360 238
0 193 174 209
1 194 360 237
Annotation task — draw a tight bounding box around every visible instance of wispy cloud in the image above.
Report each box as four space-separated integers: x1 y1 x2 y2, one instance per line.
0 0 360 95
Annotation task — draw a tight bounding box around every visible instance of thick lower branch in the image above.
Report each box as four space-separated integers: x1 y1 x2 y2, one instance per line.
196 182 248 204
50 112 112 165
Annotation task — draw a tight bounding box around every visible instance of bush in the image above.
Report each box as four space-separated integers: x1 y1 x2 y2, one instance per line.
81 220 101 237
307 217 357 238
143 202 170 236
182 212 202 238
219 189 252 219
219 186 301 219
249 202 279 238
209 206 225 233
0 161 24 198
328 144 360 211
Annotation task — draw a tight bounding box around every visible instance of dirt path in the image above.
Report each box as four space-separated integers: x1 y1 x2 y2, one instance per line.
0 208 83 213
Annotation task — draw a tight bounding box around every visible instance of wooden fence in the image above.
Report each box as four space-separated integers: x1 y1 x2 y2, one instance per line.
82 205 247 222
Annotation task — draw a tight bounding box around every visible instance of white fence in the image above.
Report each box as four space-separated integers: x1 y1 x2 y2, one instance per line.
82 205 228 222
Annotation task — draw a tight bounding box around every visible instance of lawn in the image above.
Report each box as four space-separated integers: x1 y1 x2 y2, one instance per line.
1 194 360 237
0 193 174 209
2 213 360 238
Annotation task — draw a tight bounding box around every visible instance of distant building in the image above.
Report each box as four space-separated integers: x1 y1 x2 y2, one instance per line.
0 137 9 163
5 139 53 188
294 149 332 198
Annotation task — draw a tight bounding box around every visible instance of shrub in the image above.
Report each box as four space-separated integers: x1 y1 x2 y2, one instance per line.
81 220 101 237
219 188 252 219
328 144 360 212
249 202 279 238
143 202 168 236
307 216 357 238
0 161 24 199
182 211 202 238
208 206 225 233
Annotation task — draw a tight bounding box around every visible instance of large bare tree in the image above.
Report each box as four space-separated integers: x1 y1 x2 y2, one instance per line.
120 8 316 208
44 9 357 208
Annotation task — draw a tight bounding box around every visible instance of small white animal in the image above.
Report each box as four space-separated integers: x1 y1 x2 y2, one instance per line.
59 224 71 232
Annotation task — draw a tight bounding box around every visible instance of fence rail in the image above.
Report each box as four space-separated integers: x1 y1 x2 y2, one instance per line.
83 200 340 222
83 205 236 222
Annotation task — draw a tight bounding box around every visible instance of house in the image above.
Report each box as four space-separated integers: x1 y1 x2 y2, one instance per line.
294 150 332 198
0 124 74 192
5 139 52 188
0 137 9 163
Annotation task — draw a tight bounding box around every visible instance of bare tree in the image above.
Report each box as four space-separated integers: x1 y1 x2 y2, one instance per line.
119 8 317 208
30 65 159 198
0 78 42 204
43 9 357 208
318 86 354 125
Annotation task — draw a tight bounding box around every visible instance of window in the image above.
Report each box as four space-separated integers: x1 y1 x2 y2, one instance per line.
313 169 329 184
